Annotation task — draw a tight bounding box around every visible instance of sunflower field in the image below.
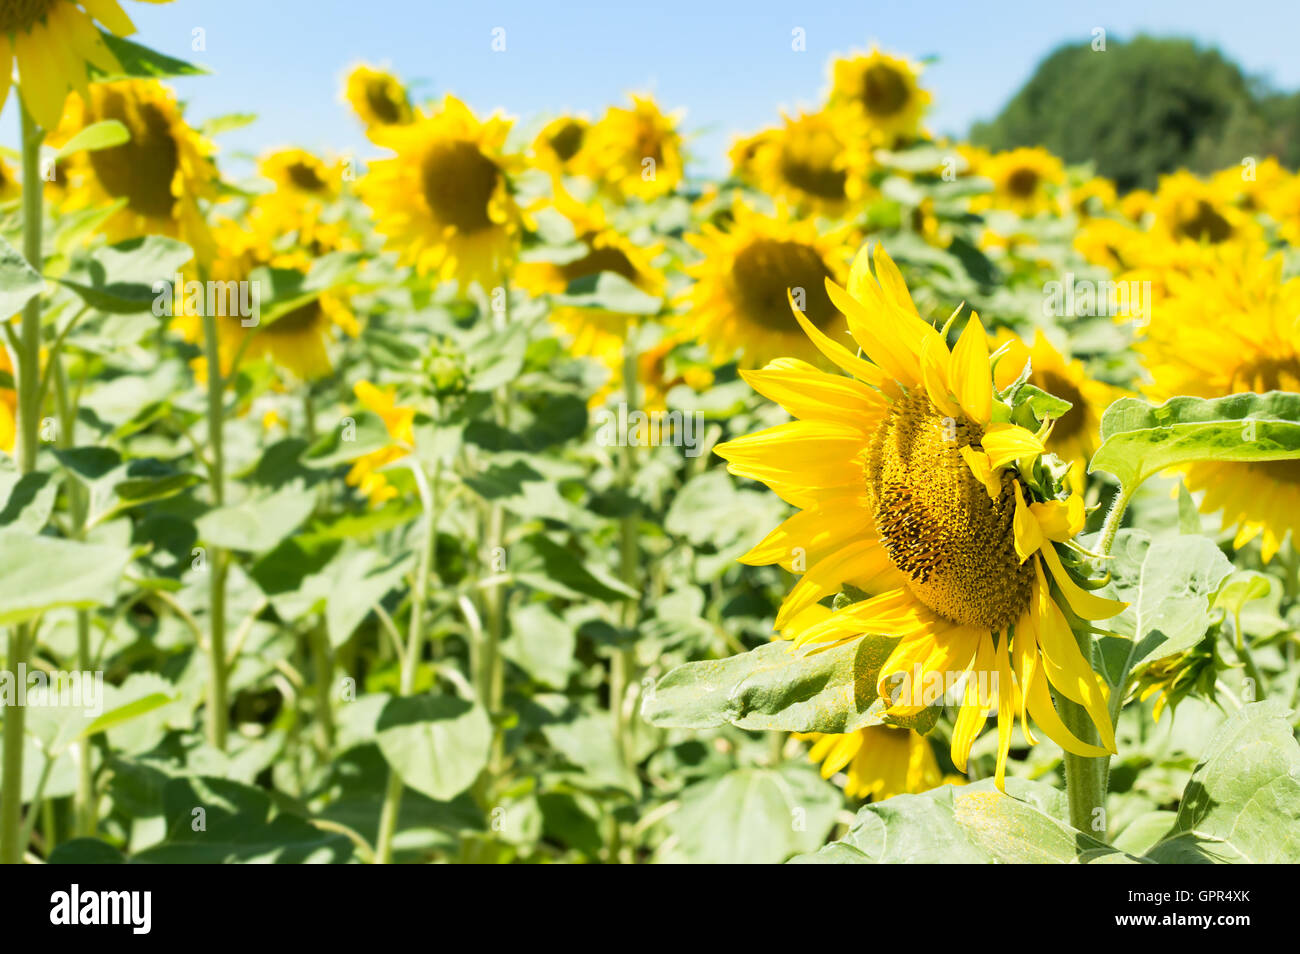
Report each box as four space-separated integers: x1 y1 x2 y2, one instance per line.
1 3 1299 871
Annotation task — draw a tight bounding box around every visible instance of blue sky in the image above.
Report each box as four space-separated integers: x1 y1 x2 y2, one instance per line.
11 0 1300 175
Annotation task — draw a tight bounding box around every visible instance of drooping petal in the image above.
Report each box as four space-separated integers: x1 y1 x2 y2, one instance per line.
1039 544 1128 621
1012 483 1045 563
950 312 992 425
774 538 891 629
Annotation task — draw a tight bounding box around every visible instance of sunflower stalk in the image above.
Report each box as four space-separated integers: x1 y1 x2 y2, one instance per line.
608 321 643 863
198 265 231 752
52 355 97 837
1 106 47 865
375 459 440 864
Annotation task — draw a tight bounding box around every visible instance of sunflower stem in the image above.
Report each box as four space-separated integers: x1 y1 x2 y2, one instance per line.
1059 597 1109 837
1 106 46 865
52 356 96 837
1097 485 1133 559
609 322 643 863
198 280 231 751
375 460 440 864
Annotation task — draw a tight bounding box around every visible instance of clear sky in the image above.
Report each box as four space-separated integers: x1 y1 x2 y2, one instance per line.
10 0 1300 176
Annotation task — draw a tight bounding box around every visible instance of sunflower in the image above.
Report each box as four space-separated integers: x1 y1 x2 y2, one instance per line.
0 157 20 202
531 114 590 174
259 148 342 205
0 342 15 451
827 46 930 145
576 94 684 202
797 726 943 800
747 108 870 218
174 207 359 383
973 147 1064 217
0 0 174 131
55 79 218 258
1149 170 1254 247
360 94 524 289
1262 169 1300 248
1211 157 1288 214
727 127 775 186
517 187 665 399
1140 246 1300 562
1069 176 1117 219
346 380 415 506
683 200 850 370
993 329 1122 471
342 63 414 133
715 243 1125 788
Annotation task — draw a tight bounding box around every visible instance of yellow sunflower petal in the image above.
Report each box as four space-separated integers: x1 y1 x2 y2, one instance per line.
1012 484 1045 563
981 422 1045 469
786 289 888 389
1039 544 1127 621
950 312 992 425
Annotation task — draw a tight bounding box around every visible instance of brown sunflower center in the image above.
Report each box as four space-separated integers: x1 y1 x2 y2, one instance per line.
286 161 328 193
420 140 499 232
731 239 837 332
87 90 180 219
548 121 586 162
1175 200 1232 243
1006 167 1040 199
865 390 1034 631
1230 356 1300 393
365 80 407 125
0 0 55 32
861 64 910 118
1035 369 1086 443
265 297 324 335
778 129 847 201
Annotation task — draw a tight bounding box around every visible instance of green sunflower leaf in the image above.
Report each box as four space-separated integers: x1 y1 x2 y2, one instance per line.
789 777 1136 864
642 635 939 735
0 235 44 317
1095 529 1234 685
1089 392 1300 494
90 33 208 81
668 764 841 864
0 530 132 626
1144 701 1300 863
375 694 492 802
53 119 130 159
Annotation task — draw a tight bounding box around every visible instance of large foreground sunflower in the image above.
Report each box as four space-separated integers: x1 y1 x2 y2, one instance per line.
683 201 850 369
0 0 172 131
716 244 1124 787
827 46 930 145
56 79 218 257
360 94 524 288
1140 247 1300 561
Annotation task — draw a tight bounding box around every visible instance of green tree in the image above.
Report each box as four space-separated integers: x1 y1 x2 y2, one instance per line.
970 35 1294 192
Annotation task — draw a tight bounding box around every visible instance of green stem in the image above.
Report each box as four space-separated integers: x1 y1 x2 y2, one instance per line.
1096 485 1133 560
1060 488 1134 839
1 107 46 866
52 357 95 837
199 287 229 751
309 621 335 755
608 324 643 864
375 462 439 864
